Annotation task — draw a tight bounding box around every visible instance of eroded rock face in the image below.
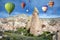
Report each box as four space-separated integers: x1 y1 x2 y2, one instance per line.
30 7 42 36
29 7 60 36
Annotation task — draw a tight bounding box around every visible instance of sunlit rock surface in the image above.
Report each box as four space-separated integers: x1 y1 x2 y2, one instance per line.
30 7 43 36
0 9 60 37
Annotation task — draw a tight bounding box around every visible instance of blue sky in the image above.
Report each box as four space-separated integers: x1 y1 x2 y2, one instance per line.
0 0 60 18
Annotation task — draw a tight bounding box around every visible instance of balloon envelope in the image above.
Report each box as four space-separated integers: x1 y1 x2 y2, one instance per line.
26 9 29 12
5 2 15 14
21 2 26 8
48 1 54 7
42 5 48 12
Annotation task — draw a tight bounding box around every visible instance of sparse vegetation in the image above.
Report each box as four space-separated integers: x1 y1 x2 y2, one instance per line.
2 27 54 40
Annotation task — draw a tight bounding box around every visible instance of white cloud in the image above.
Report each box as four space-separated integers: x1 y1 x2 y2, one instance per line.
39 14 60 18
0 12 9 17
0 12 20 18
0 12 28 18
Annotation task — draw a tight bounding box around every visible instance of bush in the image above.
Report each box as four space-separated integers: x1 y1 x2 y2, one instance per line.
3 35 53 40
3 27 54 40
3 31 53 40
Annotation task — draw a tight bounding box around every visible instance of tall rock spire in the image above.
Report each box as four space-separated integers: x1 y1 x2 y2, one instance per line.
30 7 42 36
34 7 39 13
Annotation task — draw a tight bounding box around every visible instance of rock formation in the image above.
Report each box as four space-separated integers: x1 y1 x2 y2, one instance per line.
30 7 43 36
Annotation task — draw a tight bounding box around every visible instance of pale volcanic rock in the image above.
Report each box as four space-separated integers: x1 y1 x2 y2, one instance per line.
30 7 42 36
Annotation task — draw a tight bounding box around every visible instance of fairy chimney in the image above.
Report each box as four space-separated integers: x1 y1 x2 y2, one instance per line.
30 7 43 36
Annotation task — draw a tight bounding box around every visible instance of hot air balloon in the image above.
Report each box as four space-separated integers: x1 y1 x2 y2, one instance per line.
42 5 48 12
48 0 54 7
26 9 29 12
21 2 26 8
5 2 15 14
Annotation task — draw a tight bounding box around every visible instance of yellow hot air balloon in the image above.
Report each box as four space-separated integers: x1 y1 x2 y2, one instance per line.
5 2 15 14
42 5 48 13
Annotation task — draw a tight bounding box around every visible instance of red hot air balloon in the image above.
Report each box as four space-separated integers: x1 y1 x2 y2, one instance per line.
48 1 54 7
42 5 48 13
21 2 26 8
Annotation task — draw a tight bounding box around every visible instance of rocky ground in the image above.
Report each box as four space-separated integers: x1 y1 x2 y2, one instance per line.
0 14 60 40
40 18 60 40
